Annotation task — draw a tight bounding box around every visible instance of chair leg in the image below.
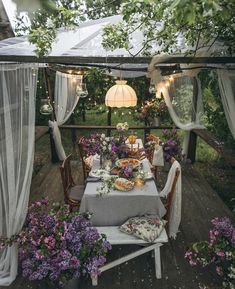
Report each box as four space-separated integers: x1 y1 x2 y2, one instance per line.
154 246 162 279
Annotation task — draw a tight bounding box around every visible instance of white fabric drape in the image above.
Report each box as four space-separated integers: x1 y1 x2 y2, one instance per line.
49 71 82 161
148 56 205 157
159 160 182 239
0 63 38 285
217 69 235 140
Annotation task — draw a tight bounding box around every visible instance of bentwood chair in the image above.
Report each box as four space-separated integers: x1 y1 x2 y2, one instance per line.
78 137 93 182
60 154 85 210
159 157 181 238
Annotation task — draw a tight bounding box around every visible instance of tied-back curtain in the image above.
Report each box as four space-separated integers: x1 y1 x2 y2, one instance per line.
162 75 205 156
0 63 38 285
49 71 82 161
148 56 205 158
217 69 235 140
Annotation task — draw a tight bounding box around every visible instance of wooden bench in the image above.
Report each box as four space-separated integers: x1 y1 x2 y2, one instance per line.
91 226 168 286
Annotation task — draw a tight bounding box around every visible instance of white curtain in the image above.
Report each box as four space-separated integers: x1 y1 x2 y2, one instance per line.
162 75 205 156
148 57 205 157
0 63 38 285
159 160 182 239
49 71 82 161
217 69 235 140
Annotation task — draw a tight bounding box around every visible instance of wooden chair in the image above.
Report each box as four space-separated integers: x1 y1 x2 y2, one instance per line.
164 170 180 225
159 157 181 236
78 137 92 182
145 144 158 179
60 154 85 210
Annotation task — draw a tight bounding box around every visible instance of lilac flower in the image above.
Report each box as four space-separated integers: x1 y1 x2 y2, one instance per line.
1 199 111 288
185 217 235 289
162 128 182 162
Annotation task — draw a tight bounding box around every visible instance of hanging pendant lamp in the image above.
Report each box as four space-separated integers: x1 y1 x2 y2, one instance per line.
105 80 137 107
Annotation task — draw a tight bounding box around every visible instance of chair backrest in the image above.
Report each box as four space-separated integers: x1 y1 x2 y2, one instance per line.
60 154 74 198
164 166 180 224
145 144 155 164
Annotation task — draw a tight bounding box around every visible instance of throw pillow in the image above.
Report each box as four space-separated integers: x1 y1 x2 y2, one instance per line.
119 215 167 242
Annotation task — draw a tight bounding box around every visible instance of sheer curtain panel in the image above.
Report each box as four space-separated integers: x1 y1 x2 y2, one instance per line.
0 63 38 285
49 71 82 160
217 69 235 140
148 57 205 158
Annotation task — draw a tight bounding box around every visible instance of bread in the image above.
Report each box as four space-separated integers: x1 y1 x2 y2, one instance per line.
114 178 134 191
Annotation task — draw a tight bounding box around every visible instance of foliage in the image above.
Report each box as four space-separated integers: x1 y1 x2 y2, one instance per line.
138 99 168 125
0 199 111 287
15 0 87 57
185 217 235 289
102 0 235 56
161 128 182 162
200 70 235 150
15 0 235 57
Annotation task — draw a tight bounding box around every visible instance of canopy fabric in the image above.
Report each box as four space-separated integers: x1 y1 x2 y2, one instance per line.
0 15 151 58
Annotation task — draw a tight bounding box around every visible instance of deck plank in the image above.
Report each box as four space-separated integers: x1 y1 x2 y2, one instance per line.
0 162 232 289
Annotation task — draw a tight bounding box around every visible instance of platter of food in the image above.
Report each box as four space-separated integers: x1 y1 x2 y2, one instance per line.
114 178 135 191
89 169 110 178
115 158 140 169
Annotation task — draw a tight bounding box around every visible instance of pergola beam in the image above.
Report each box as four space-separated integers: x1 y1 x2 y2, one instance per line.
0 55 234 65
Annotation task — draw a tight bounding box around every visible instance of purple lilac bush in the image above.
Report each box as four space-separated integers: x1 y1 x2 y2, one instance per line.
161 127 182 162
185 217 235 289
0 199 111 287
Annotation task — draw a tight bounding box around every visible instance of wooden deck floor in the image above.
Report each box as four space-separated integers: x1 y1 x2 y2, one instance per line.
1 161 233 289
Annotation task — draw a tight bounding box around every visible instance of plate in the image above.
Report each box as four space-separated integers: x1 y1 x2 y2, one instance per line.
89 169 109 178
114 178 135 191
115 158 140 169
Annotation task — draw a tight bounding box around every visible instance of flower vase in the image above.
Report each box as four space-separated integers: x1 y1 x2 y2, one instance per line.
100 153 103 169
103 157 112 171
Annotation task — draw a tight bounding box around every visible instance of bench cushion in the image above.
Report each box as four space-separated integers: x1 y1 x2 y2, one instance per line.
96 226 168 245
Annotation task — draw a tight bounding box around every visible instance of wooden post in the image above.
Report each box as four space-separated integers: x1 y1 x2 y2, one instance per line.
186 131 197 163
107 107 112 136
44 67 60 163
186 78 198 163
82 101 86 122
144 119 150 145
70 114 77 153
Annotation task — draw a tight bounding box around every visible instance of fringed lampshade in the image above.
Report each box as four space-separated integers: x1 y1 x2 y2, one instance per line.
105 80 137 107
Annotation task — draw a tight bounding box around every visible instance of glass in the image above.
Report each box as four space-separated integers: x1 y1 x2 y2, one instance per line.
39 99 53 115
76 83 88 98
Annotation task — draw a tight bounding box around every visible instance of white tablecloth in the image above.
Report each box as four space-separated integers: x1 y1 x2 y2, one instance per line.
80 158 166 226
